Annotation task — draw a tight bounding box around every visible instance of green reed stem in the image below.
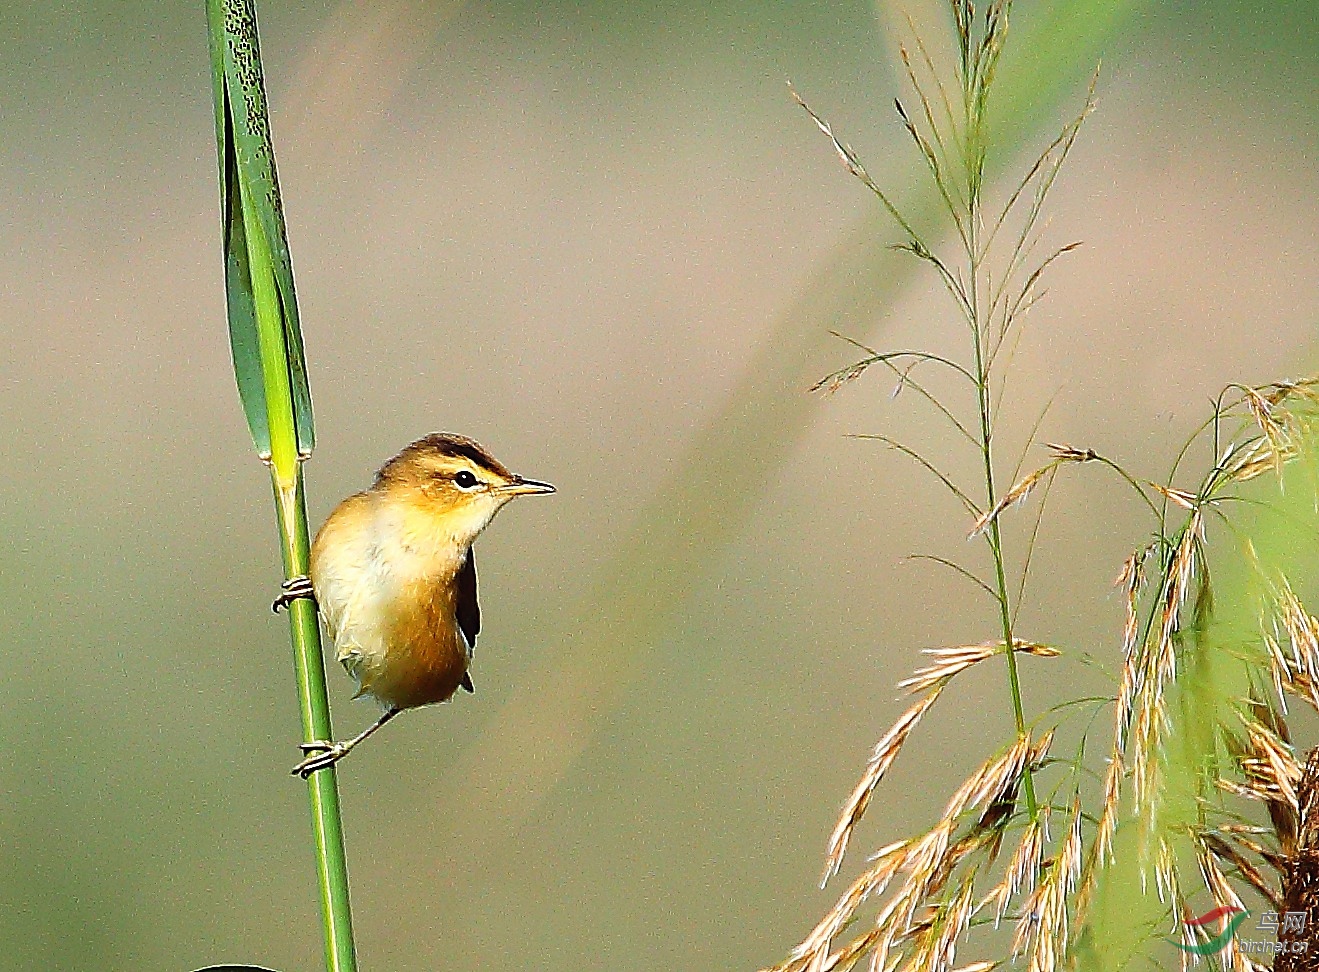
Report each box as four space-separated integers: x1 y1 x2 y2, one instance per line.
277 474 357 972
238 171 359 972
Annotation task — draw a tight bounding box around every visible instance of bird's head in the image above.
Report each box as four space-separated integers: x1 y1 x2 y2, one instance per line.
374 432 555 545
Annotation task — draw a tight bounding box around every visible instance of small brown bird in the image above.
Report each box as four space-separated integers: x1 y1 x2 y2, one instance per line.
278 433 554 777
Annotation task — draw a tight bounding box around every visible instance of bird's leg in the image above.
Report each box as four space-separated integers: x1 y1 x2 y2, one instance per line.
272 574 317 613
292 708 401 778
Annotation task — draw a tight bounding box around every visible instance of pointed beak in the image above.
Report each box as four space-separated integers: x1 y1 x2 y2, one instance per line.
500 476 556 496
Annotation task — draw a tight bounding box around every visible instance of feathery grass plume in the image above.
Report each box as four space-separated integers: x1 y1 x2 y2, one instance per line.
773 730 1060 972
1075 387 1318 964
777 2 1093 969
771 2 1319 971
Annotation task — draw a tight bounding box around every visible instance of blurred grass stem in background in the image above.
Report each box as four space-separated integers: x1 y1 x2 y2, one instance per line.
208 1 357 969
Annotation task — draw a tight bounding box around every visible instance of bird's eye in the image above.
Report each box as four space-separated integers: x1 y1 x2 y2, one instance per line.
453 470 479 489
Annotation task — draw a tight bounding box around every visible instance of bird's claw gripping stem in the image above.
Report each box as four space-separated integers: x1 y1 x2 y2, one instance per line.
292 742 349 778
272 574 316 613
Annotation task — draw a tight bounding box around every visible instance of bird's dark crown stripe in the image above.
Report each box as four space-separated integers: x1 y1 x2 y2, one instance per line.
376 432 510 483
426 436 506 475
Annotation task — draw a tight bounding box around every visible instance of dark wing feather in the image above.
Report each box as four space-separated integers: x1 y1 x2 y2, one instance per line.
456 548 479 693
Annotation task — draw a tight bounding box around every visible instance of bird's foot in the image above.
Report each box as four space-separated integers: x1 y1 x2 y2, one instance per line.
272 575 316 614
292 740 348 778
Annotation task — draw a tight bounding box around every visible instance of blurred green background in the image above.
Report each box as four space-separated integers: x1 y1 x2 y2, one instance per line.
2 1 1318 969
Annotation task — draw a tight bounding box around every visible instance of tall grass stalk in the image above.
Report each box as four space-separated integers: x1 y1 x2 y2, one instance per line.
769 3 1319 971
207 1 358 969
795 0 1076 838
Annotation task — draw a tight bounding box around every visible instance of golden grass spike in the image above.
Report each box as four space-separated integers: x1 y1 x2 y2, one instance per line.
1094 754 1123 865
1202 832 1282 910
1227 435 1296 483
1275 576 1319 687
788 842 909 972
967 462 1058 538
898 644 1000 694
1012 856 1066 972
1154 836 1178 905
821 930 883 972
927 875 978 972
1115 541 1155 658
812 360 872 395
1015 804 1082 972
1017 642 1061 659
1173 891 1199 972
897 641 1054 696
1027 728 1055 769
1239 711 1301 810
1114 641 1141 753
1216 826 1288 876
1147 482 1197 510
1264 631 1291 714
1130 674 1169 817
1196 838 1249 971
823 690 943 884
1060 798 1083 897
984 809 1046 923
870 822 954 972
1241 385 1294 479
1219 775 1283 802
1132 515 1205 800
942 734 1033 821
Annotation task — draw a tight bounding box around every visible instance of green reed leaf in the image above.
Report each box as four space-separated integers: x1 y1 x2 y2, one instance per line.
208 0 314 459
